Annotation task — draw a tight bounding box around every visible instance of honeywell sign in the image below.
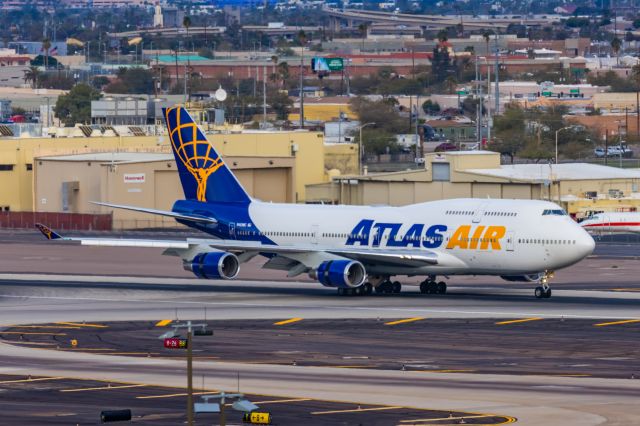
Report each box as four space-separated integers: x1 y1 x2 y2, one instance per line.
124 173 145 184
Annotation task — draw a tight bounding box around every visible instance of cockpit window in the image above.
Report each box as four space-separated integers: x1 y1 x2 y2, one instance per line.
542 209 567 216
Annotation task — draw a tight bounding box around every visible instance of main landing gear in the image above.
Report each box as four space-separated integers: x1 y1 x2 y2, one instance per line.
419 276 447 295
534 272 553 299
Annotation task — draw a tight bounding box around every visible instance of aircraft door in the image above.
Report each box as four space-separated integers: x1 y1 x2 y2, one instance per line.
229 222 236 239
506 231 514 251
310 224 319 244
472 203 488 223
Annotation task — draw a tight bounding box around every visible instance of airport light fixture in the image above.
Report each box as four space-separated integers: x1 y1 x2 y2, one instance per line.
157 321 212 426
359 122 376 175
555 126 574 165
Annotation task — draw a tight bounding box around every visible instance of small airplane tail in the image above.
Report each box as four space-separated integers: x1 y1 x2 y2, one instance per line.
35 223 63 240
163 106 251 204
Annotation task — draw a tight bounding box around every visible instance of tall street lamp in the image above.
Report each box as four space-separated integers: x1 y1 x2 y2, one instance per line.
555 126 574 165
359 122 376 175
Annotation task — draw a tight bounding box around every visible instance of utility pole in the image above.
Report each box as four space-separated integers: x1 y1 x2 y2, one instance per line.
299 46 304 128
494 33 499 115
186 324 194 426
262 65 267 129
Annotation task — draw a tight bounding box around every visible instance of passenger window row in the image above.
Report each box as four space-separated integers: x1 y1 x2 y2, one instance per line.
518 238 576 245
485 211 517 217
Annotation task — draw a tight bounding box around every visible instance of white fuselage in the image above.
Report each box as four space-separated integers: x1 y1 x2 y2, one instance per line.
243 198 594 276
580 212 640 234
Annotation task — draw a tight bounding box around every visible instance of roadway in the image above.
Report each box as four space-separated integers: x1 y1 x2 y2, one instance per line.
0 232 639 425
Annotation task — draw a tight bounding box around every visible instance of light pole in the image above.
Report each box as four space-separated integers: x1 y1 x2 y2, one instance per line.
555 126 573 164
359 122 375 175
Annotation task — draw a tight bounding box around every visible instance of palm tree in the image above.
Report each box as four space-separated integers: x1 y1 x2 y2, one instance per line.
277 61 289 88
611 37 622 66
483 31 491 56
632 64 640 139
42 37 51 69
358 22 368 51
271 55 278 77
183 16 192 51
23 66 40 89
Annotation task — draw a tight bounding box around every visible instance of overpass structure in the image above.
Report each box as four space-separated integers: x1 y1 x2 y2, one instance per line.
108 26 226 39
323 7 551 32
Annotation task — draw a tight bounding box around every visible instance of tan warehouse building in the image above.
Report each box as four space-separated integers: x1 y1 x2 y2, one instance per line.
0 129 330 213
307 151 640 218
34 152 295 228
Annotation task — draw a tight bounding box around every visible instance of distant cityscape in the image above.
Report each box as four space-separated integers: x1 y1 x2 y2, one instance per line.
0 1 638 222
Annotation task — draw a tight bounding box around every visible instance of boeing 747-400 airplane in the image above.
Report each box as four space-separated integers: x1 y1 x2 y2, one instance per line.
37 106 595 299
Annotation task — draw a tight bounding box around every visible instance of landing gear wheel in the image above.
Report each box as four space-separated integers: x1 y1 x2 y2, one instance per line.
436 281 447 294
420 281 429 294
534 286 545 299
383 281 393 294
392 281 402 294
355 285 364 296
543 288 552 298
362 282 373 295
337 288 346 296
374 285 384 294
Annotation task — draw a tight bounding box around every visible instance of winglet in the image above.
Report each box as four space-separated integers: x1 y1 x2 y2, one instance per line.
35 223 63 240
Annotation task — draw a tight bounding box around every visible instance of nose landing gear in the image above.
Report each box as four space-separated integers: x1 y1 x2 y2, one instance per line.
534 272 553 299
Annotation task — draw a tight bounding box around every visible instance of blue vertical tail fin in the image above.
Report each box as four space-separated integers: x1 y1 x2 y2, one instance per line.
163 106 251 204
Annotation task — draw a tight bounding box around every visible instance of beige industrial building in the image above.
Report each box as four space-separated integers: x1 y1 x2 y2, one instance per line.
307 151 640 218
34 153 295 228
0 129 332 213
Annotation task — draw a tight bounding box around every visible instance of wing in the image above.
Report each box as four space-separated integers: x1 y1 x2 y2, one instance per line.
90 201 217 224
35 225 449 277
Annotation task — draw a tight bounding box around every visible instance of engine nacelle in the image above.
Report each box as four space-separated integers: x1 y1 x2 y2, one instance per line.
312 260 366 288
185 252 240 279
500 273 543 283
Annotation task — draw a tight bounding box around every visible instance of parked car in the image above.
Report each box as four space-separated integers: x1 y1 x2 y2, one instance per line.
608 145 633 158
594 147 606 158
434 142 458 152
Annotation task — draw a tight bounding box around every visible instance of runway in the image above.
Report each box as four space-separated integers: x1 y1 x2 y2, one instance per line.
0 235 639 425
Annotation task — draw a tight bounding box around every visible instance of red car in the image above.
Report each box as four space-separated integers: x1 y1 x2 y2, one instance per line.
434 142 458 152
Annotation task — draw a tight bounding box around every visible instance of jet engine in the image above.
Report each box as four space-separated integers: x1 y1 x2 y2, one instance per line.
185 252 240 279
500 273 543 283
311 260 366 288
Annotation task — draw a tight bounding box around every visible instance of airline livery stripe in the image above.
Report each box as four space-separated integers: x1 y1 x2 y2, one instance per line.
384 317 425 326
582 222 640 227
273 318 303 326
495 317 543 325
593 319 640 327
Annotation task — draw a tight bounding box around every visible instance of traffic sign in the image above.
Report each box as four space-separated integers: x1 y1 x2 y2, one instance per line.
243 412 272 424
164 338 187 349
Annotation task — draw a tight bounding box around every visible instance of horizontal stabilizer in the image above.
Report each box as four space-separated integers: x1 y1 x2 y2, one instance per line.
91 202 217 224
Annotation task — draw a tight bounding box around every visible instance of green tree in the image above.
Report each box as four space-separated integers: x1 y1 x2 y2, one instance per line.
105 67 155 94
23 66 40 89
54 83 101 126
183 16 192 47
269 91 292 120
611 37 622 66
422 99 440 114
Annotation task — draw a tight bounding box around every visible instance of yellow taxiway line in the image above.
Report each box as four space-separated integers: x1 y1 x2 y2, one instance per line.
252 398 313 405
312 406 403 415
0 377 65 384
594 319 640 327
155 319 173 327
61 384 148 393
495 317 543 325
273 317 303 326
56 322 108 328
137 391 218 399
384 317 425 326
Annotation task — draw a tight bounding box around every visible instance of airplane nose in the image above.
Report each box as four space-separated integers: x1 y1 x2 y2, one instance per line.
576 229 596 258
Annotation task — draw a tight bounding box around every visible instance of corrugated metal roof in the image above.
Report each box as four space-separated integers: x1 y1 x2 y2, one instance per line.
466 163 640 181
39 153 173 163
